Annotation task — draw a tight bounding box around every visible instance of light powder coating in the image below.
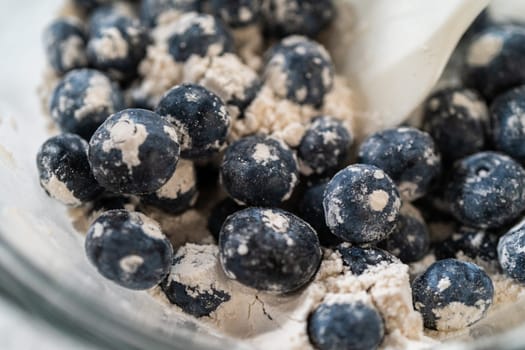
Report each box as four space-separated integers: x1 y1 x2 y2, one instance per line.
467 33 504 66
90 27 129 60
433 300 490 331
74 73 115 121
451 92 489 120
261 209 290 234
119 255 145 274
368 190 389 211
41 174 81 206
130 211 166 240
232 25 263 70
252 143 279 164
155 159 196 199
60 35 88 70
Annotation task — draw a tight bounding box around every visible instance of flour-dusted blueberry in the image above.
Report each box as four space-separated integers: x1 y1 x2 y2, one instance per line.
498 220 525 283
36 133 103 206
49 69 125 139
262 0 335 38
44 17 88 74
308 299 384 350
378 202 430 263
140 0 201 28
89 108 180 194
211 0 261 28
445 152 525 229
85 210 174 290
462 24 525 100
435 226 499 263
298 182 342 247
412 259 494 330
490 85 525 163
298 116 352 177
156 84 231 159
219 207 322 293
264 36 335 107
207 198 245 241
141 159 198 214
220 135 299 206
358 127 441 201
323 164 401 244
423 87 489 163
336 244 398 276
88 2 136 34
165 12 234 63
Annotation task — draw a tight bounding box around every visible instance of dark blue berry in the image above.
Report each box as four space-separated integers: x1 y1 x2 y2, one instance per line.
434 226 499 263
358 127 441 201
264 36 334 107
90 193 141 217
88 2 136 35
445 151 525 229
49 69 125 140
156 84 231 159
323 164 401 244
308 300 384 350
36 133 103 206
498 220 525 283
44 17 88 74
336 244 398 276
88 108 181 194
85 210 174 290
207 198 245 241
220 135 299 206
73 0 111 12
412 259 494 330
219 207 322 293
140 0 201 28
211 0 261 28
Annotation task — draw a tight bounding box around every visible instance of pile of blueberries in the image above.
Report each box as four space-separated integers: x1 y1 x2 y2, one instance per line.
35 2 525 349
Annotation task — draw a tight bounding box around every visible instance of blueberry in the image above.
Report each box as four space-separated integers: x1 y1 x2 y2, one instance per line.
422 87 489 163
336 244 398 276
262 0 335 38
49 69 125 140
219 207 322 293
264 36 334 107
412 259 494 330
298 116 352 177
36 133 103 206
445 151 525 229
211 0 261 28
462 24 525 100
378 202 430 263
88 2 136 35
434 226 499 263
73 0 112 12
43 17 88 74
85 210 174 290
156 84 231 159
323 164 401 244
220 135 299 206
166 12 234 63
358 127 441 201
141 159 198 214
498 220 525 283
308 299 384 350
88 108 181 194
298 182 342 247
140 0 201 28
207 198 245 241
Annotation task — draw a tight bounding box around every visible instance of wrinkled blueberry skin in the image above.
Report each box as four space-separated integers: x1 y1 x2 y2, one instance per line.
221 135 299 206
462 24 525 101
207 198 245 241
298 116 352 177
89 108 180 194
50 69 125 140
490 85 525 163
156 84 231 159
498 221 525 283
219 207 322 294
358 127 441 201
85 210 174 290
308 301 384 350
262 0 335 38
434 226 499 263
265 36 334 107
423 87 489 163
140 0 202 28
44 18 88 74
323 164 401 244
336 244 398 276
412 259 494 330
445 152 525 229
36 134 103 205
211 0 261 28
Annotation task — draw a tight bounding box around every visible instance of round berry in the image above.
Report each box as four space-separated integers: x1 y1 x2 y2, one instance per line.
36 133 103 206
358 127 441 201
462 24 525 100
445 151 525 229
336 244 398 276
89 108 181 194
423 87 489 162
308 299 384 350
140 0 201 28
435 226 499 263
156 84 231 159
498 220 525 283
211 0 261 28
412 259 494 331
88 2 136 35
220 135 299 206
49 69 125 140
85 210 174 290
298 116 352 177
44 17 88 74
219 207 322 293
207 198 245 241
323 164 401 244
264 36 334 107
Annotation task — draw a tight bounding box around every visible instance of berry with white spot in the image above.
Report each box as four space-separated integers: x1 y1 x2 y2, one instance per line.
498 219 525 283
337 244 398 276
44 17 88 74
211 0 261 28
140 0 201 28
